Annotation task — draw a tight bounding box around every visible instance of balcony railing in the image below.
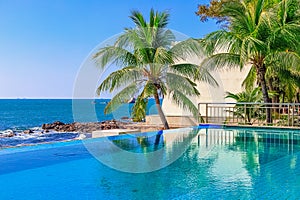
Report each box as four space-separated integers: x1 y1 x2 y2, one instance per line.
198 102 300 127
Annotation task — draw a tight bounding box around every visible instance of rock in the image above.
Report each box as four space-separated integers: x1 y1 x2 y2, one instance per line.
41 120 125 133
53 121 65 125
42 124 49 129
42 121 65 130
23 129 33 134
7 132 15 137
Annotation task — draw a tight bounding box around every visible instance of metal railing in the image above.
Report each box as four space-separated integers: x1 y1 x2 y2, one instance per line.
198 102 300 127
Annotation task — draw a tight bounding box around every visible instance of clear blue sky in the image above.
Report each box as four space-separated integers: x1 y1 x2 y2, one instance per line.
0 0 218 98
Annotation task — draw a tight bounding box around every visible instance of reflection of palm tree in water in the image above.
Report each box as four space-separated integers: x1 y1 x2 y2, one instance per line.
137 130 164 152
154 130 164 151
230 130 300 179
111 130 165 153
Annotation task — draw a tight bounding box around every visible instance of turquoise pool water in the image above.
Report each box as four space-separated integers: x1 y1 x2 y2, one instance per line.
1 126 300 199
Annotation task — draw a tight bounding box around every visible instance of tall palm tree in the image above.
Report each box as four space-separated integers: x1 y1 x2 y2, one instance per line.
94 9 217 129
201 0 300 123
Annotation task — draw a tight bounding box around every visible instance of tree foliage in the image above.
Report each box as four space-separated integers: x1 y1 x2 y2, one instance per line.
226 87 263 123
200 0 300 122
196 0 230 23
94 9 217 128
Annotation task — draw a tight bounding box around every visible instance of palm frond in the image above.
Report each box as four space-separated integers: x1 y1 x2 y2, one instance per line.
278 69 300 88
200 53 241 71
93 46 137 68
242 66 257 91
166 72 200 96
197 67 219 87
96 66 142 94
114 31 134 49
153 29 175 49
203 30 242 55
221 0 245 19
130 10 147 28
285 81 297 102
254 0 265 25
169 63 199 79
225 92 239 101
171 90 199 118
226 87 262 102
152 9 170 28
104 83 138 114
171 38 205 60
270 51 300 71
141 81 157 98
153 47 174 65
132 95 148 122
170 63 218 86
240 36 267 62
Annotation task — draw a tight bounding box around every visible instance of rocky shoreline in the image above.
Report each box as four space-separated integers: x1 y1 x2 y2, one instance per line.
0 120 164 138
42 120 125 133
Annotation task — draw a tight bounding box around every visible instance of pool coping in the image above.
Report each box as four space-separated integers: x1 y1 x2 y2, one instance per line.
199 123 300 131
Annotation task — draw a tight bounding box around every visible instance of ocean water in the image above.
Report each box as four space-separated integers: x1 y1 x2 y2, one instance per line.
0 99 157 131
0 99 158 147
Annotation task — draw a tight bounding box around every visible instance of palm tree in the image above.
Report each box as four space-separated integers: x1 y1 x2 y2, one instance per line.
201 0 300 123
226 87 263 123
94 9 218 129
243 63 300 103
226 87 263 103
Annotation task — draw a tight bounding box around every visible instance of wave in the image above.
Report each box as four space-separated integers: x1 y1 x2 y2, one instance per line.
0 130 80 148
0 129 14 137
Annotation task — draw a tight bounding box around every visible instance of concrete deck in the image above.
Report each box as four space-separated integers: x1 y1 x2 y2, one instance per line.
145 115 198 127
91 129 141 138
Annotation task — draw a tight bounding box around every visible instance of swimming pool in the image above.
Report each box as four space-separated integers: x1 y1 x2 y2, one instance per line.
0 126 300 199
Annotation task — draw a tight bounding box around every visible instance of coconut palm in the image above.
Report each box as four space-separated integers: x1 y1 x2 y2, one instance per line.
201 0 300 123
94 9 218 129
226 87 263 103
226 87 263 123
243 64 300 103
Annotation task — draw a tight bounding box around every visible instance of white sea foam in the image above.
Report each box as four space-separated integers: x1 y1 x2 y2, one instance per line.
31 127 43 131
0 130 80 148
0 129 14 136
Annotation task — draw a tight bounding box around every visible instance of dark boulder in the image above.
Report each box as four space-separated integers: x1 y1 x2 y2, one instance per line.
42 120 125 133
42 121 66 130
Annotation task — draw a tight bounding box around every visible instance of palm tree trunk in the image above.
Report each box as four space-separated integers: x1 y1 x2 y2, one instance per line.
282 91 285 103
268 76 280 114
257 65 272 123
154 91 170 129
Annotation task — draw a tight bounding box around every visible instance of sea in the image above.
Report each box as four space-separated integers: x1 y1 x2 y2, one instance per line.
0 99 158 147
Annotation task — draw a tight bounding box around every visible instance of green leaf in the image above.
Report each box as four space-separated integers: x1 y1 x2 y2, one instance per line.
171 90 199 118
96 66 142 94
104 84 138 114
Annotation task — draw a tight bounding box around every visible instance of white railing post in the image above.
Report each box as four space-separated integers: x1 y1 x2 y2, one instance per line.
197 102 300 127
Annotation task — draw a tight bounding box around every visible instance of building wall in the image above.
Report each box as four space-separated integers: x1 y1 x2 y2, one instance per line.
162 54 251 117
146 56 251 126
